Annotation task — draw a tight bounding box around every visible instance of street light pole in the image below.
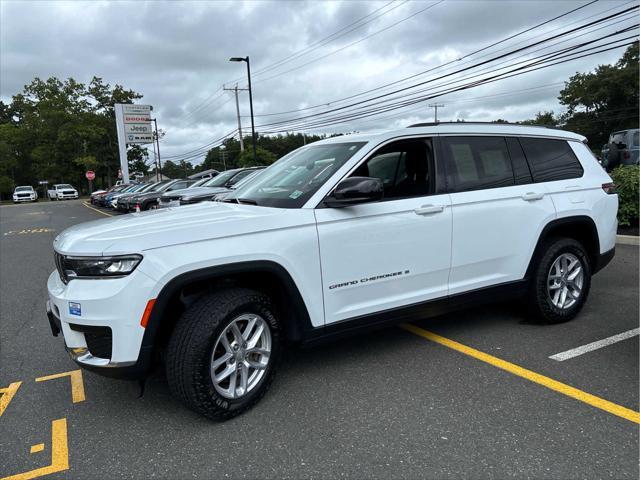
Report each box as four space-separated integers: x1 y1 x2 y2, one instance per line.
230 56 257 164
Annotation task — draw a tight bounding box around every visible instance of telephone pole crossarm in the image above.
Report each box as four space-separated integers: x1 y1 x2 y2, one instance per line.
428 103 445 123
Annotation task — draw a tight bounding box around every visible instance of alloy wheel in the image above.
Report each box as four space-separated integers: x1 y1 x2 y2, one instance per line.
547 252 584 309
210 314 271 399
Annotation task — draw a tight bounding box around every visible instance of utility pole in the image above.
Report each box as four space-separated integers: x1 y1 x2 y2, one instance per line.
223 84 248 152
152 118 162 178
151 135 159 182
428 103 445 123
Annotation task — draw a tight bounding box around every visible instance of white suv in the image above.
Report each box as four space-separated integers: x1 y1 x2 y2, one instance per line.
46 123 618 420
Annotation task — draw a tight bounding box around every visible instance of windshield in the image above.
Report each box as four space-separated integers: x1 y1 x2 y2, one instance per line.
57 184 73 189
203 170 239 187
190 178 209 188
136 183 155 193
231 170 262 189
227 142 366 208
16 186 32 192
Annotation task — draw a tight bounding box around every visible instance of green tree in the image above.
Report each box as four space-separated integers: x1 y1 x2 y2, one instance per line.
236 146 277 168
558 42 639 146
519 111 557 126
1 76 143 190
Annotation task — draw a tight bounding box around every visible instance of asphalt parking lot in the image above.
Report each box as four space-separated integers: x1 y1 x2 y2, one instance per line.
1 200 638 479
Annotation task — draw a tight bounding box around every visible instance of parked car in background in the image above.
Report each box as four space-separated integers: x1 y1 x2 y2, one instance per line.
13 185 38 203
92 184 133 206
601 128 639 171
129 179 197 211
47 184 78 200
210 169 265 202
158 167 264 208
99 184 140 208
108 183 149 209
115 182 163 212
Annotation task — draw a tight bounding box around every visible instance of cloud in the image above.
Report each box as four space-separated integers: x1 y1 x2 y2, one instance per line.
0 0 633 163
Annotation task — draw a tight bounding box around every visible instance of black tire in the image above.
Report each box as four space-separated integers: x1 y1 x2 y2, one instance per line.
166 288 281 420
527 237 591 324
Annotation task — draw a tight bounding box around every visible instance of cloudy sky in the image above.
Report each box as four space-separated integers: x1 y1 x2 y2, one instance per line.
0 0 636 163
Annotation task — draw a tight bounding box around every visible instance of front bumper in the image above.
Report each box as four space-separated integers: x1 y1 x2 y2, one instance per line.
46 268 158 379
14 196 36 202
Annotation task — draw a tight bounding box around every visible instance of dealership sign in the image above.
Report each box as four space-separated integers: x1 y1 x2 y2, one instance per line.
119 104 153 145
114 103 154 183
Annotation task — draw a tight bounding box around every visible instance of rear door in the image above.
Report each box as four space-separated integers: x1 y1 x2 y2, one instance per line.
441 135 556 294
315 137 452 324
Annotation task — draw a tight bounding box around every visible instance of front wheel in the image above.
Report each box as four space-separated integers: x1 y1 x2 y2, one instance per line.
527 237 591 323
166 288 281 420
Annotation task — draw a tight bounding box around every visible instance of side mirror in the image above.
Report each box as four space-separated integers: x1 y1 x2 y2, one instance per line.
323 176 383 208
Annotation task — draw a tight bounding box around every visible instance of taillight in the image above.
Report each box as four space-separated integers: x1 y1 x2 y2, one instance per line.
623 151 630 160
602 182 617 194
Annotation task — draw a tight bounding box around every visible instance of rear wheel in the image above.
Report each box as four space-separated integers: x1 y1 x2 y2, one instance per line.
527 237 591 323
166 288 281 420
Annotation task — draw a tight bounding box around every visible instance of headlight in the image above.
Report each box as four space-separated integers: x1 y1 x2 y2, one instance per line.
56 254 142 280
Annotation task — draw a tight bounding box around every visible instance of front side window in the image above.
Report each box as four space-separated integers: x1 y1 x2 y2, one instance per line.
228 142 366 208
441 136 513 192
348 138 433 200
519 137 583 182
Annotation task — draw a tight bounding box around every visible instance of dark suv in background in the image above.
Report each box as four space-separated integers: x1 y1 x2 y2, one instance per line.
158 167 264 208
601 128 639 171
128 179 197 211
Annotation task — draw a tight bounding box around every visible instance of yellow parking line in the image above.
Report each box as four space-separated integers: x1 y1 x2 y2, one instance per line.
29 444 44 454
82 202 112 217
35 370 85 403
0 382 22 416
1 418 69 480
401 323 640 425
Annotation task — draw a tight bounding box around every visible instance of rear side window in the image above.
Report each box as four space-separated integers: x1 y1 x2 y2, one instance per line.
441 136 514 192
519 138 583 182
633 131 639 147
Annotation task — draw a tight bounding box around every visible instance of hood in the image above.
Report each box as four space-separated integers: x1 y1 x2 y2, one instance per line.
163 186 228 199
53 201 307 255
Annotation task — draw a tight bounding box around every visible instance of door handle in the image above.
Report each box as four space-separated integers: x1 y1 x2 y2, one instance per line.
521 192 544 201
414 204 444 215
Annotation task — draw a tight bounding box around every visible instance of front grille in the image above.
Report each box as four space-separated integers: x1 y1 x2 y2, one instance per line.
17 193 31 198
54 252 68 284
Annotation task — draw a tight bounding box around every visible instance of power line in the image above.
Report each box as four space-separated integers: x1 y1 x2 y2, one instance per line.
257 35 637 133
253 9 638 130
253 0 446 85
250 0 616 119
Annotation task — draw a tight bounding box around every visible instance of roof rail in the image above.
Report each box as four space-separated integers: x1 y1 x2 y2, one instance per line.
407 121 563 130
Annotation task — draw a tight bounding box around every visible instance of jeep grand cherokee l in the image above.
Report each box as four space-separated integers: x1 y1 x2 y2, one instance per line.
46 123 617 420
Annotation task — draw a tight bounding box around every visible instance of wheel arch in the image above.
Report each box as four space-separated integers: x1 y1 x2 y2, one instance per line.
141 260 313 357
525 215 600 278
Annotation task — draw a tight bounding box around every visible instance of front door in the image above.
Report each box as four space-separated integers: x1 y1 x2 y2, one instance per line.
314 137 452 325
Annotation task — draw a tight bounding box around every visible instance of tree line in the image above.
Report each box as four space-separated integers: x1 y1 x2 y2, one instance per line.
1 43 636 199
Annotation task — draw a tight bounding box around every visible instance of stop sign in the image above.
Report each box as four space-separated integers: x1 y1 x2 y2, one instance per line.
85 170 95 181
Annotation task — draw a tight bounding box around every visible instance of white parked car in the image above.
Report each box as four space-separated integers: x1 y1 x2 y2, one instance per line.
48 184 79 200
46 123 618 420
13 185 38 203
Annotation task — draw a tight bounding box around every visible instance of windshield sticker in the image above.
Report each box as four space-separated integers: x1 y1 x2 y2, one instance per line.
329 270 410 290
289 190 303 199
